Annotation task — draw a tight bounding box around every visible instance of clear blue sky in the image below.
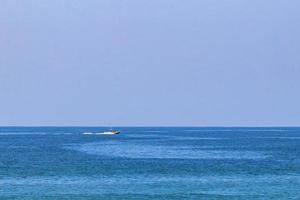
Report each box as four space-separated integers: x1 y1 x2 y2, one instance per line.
0 0 300 126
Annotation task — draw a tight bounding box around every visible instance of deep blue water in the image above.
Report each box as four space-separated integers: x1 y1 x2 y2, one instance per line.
1 127 300 199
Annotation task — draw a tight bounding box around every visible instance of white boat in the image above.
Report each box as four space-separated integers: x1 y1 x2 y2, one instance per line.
95 130 120 135
83 130 120 135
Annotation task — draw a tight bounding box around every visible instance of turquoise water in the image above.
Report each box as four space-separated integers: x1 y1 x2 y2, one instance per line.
1 127 300 199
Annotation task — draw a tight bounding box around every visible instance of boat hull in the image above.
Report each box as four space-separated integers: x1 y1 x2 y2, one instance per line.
83 131 120 135
95 131 120 135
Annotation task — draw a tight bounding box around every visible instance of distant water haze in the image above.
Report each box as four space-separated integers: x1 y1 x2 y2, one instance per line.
0 0 300 126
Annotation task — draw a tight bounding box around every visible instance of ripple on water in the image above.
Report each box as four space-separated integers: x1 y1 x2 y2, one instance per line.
66 141 267 160
1 175 300 196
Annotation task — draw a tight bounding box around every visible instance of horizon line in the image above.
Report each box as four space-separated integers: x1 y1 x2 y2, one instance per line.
0 125 300 128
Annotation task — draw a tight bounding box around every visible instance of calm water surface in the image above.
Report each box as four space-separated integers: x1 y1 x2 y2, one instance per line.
1 127 300 199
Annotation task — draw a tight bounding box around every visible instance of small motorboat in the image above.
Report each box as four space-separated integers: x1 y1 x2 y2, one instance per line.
83 130 120 135
95 130 120 135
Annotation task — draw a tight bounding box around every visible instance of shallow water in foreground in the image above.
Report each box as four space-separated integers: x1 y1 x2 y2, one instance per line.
1 127 300 199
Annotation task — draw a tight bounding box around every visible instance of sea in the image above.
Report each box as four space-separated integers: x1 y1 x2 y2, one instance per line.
1 127 300 200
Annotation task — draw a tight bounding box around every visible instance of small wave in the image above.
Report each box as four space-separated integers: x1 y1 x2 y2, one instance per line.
0 132 47 135
184 129 290 132
125 134 171 138
142 130 169 133
2 175 300 197
245 137 300 139
125 134 227 140
183 130 203 132
82 132 119 135
53 133 73 135
3 174 300 185
82 132 94 135
174 136 228 140
0 132 73 136
67 141 267 160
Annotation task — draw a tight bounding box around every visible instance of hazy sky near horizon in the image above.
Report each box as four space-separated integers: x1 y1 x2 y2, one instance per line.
1 0 300 126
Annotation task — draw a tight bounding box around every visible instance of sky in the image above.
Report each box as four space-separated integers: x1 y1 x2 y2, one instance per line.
0 0 300 126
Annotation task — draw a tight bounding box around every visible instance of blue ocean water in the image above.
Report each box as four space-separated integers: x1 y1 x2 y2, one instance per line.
1 127 300 199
